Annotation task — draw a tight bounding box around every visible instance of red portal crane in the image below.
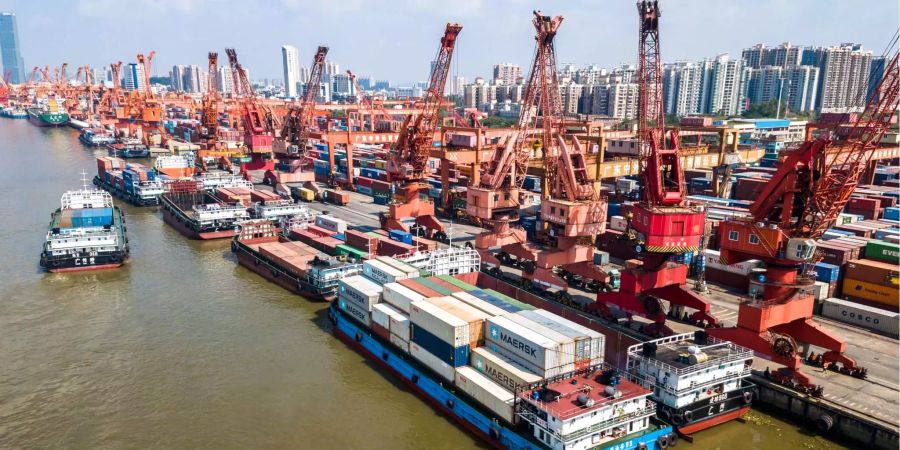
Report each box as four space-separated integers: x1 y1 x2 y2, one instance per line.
381 23 462 240
279 45 329 161
594 0 713 336
708 53 898 387
201 52 220 149
226 48 274 159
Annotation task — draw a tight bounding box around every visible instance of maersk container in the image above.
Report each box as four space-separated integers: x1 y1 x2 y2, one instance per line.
470 346 542 392
382 282 425 314
822 297 899 337
454 366 516 424
390 332 410 354
485 339 573 380
376 256 420 279
363 259 408 285
425 296 490 348
410 323 469 367
338 297 371 327
452 292 509 317
338 275 383 311
410 341 456 382
410 300 470 349
315 215 348 234
485 315 569 374
524 309 605 365
503 313 576 366
874 228 900 241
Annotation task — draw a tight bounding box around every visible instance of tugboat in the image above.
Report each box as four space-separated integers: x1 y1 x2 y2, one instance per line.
40 173 129 272
626 331 756 436
27 97 69 127
79 128 117 147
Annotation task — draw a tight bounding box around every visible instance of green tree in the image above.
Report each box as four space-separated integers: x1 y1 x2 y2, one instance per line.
742 100 784 118
480 116 517 128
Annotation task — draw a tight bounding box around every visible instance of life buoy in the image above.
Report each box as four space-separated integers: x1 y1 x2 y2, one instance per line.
683 410 694 423
667 433 678 447
657 436 669 449
743 391 753 404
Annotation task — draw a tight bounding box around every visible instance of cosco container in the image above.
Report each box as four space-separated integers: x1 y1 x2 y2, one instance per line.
410 323 469 367
470 346 542 392
409 300 470 348
338 297 371 327
453 366 517 424
821 297 899 337
382 282 425 314
410 341 456 382
485 315 571 374
338 275 383 311
363 259 408 285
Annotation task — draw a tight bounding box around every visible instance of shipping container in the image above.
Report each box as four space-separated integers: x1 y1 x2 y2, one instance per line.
411 277 455 295
813 262 842 283
525 309 605 365
409 300 470 348
382 282 426 314
410 341 456 382
844 259 899 287
865 240 900 263
470 346 542 392
363 259 409 285
425 296 491 348
821 298 899 337
390 332 410 354
315 215 348 234
373 302 410 341
410 323 469 367
338 297 371 326
468 290 526 313
452 292 510 317
453 366 516 424
438 274 478 291
338 275 383 311
376 256 420 279
481 289 536 311
398 278 443 298
504 312 577 361
842 278 899 307
485 315 571 374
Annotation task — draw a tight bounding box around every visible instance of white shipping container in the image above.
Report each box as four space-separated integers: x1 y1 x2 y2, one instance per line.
315 215 347 234
410 300 470 348
377 256 420 279
704 249 761 275
486 315 570 372
522 309 605 364
485 341 574 379
410 341 455 381
373 303 410 341
610 215 628 232
452 291 508 317
363 259 408 285
821 298 899 337
426 296 491 346
390 332 410 354
371 303 392 330
504 313 576 365
382 282 425 314
454 366 516 424
471 347 542 391
338 297 371 326
339 275 383 311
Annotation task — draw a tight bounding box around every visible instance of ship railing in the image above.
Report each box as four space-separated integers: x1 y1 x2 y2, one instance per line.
515 403 656 443
625 366 752 397
624 333 755 376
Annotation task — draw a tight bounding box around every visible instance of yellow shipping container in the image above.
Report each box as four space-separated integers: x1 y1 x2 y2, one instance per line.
297 188 314 202
842 278 900 307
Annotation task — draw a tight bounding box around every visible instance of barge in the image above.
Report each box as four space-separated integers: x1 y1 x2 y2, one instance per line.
107 139 150 158
79 128 116 146
161 182 249 239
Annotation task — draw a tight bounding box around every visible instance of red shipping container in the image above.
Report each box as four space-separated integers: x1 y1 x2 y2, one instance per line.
847 197 881 211
290 229 320 246
734 178 768 201
345 229 380 252
372 180 391 191
356 176 375 188
812 242 854 266
251 190 281 203
412 236 438 252
833 224 875 238
865 195 897 208
378 238 416 257
705 266 750 292
306 225 336 237
398 278 442 298
426 277 463 294
371 322 391 341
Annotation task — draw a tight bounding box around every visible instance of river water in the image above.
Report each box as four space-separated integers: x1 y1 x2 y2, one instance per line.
0 120 846 449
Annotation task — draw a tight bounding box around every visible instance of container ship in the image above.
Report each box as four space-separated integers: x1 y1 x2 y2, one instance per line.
232 220 362 301
94 156 168 206
328 257 677 449
39 185 129 272
161 181 250 239
79 128 116 147
107 138 150 158
626 332 756 435
27 98 69 127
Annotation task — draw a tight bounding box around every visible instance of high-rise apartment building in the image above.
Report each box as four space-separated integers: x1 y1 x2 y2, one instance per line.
182 65 202 93
0 13 25 84
807 44 872 112
282 45 300 97
218 66 234 95
170 65 185 91
332 73 353 96
492 63 522 85
742 42 803 69
462 77 496 110
124 63 146 93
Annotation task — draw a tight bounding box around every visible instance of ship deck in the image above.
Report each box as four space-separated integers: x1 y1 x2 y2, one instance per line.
519 369 650 421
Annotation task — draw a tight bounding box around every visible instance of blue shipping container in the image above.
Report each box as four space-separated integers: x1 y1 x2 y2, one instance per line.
884 207 900 221
468 290 521 313
813 262 841 283
410 323 469 367
389 229 413 245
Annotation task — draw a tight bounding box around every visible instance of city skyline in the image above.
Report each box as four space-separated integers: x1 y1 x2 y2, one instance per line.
0 0 896 84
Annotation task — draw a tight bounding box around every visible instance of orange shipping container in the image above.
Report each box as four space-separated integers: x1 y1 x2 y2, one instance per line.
842 278 899 308
844 259 899 287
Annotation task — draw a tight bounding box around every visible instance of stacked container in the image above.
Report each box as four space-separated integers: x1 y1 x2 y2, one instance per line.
484 315 574 379
338 275 383 312
469 347 542 391
409 300 470 380
363 259 411 285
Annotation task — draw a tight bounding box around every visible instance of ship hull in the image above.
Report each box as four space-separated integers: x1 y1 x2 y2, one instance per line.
94 175 161 206
27 109 69 127
233 241 332 301
330 305 674 450
656 382 756 435
162 203 238 240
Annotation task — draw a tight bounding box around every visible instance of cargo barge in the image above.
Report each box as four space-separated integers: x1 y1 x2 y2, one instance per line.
79 128 116 146
40 186 129 273
27 98 69 127
232 221 361 301
161 183 250 240
107 139 150 158
330 303 676 450
94 156 167 206
626 332 756 435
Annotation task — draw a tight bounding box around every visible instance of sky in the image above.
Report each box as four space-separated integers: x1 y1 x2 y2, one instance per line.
1 0 898 84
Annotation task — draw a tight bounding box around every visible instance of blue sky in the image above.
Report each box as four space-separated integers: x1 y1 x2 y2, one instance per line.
2 0 897 83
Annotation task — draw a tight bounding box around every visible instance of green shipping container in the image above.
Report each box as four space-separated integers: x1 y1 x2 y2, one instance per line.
411 277 453 296
438 274 477 291
865 240 900 263
336 244 369 260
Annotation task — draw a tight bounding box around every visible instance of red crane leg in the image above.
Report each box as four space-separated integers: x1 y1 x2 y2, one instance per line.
771 319 846 354
644 284 718 326
596 291 667 323
706 326 809 384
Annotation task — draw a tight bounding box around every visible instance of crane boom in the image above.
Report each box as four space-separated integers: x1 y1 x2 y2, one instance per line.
280 45 328 155
226 48 273 153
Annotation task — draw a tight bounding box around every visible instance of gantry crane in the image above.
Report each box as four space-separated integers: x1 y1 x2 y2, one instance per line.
592 1 714 336
346 69 391 132
707 53 898 388
278 45 328 162
480 12 608 297
381 23 462 241
201 52 220 149
226 48 275 173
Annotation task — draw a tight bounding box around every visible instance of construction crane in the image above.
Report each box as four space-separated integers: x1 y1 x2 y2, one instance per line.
346 69 391 132
279 45 328 160
707 53 898 389
593 1 714 336
486 12 609 298
381 23 462 241
226 48 274 167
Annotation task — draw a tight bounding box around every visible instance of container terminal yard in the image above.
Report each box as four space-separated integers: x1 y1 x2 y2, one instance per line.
1 2 899 449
